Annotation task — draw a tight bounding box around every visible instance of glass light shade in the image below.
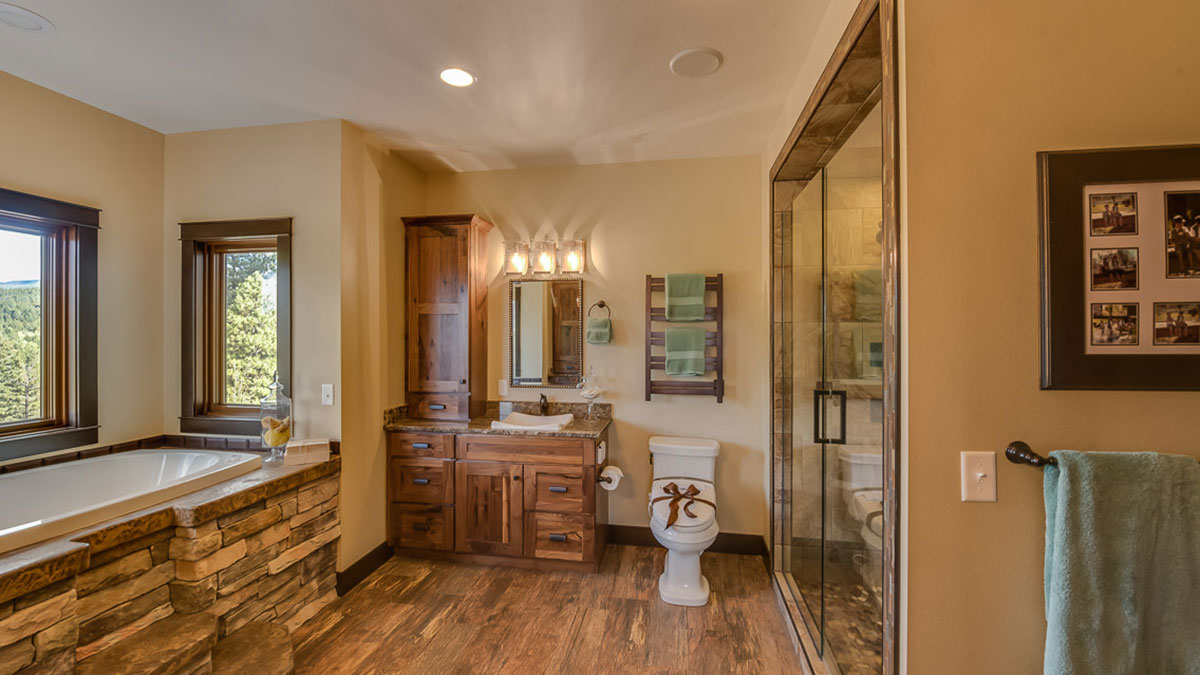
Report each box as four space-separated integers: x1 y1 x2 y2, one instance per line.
503 241 529 275
531 240 557 274
558 240 585 273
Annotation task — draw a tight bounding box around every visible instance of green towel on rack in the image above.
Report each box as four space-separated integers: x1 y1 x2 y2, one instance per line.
665 273 706 321
1044 450 1200 674
586 317 612 344
665 327 706 376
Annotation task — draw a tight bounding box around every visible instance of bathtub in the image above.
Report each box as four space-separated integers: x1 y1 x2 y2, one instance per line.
0 449 262 555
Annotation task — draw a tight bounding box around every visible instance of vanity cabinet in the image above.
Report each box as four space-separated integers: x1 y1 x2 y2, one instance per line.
403 214 492 421
386 429 609 571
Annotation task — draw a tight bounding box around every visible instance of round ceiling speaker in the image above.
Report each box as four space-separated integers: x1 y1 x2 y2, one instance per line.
669 48 723 78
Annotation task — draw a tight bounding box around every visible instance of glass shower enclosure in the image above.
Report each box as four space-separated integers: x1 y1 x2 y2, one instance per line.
776 104 885 675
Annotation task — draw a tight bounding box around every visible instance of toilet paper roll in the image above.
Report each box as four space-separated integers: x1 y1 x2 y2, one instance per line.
598 465 624 491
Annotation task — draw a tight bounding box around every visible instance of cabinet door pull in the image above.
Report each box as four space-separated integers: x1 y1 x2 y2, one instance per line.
548 486 568 494
428 404 446 411
412 478 430 485
548 533 568 543
412 521 430 532
412 442 430 449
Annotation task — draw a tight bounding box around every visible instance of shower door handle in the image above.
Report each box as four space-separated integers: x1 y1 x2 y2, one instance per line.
813 389 848 445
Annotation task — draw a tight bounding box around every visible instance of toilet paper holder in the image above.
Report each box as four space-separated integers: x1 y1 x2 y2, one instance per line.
597 474 614 484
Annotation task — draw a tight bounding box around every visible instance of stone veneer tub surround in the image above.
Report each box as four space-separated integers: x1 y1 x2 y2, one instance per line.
0 449 341 674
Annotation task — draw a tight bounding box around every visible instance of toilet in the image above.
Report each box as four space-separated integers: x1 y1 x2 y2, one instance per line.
838 446 884 590
647 436 720 606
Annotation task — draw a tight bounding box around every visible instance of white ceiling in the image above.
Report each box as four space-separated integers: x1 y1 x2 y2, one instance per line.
0 1 830 172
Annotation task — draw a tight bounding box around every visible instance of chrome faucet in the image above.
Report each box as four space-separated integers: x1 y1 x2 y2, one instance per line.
538 394 549 416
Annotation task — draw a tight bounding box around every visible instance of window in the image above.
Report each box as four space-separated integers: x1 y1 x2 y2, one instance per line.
0 187 98 461
181 219 291 435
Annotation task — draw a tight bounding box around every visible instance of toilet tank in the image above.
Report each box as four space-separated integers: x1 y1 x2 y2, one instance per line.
837 446 883 490
650 436 720 482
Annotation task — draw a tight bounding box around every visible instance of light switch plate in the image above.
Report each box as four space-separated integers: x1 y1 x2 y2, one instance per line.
498 379 509 396
961 451 997 502
321 384 334 406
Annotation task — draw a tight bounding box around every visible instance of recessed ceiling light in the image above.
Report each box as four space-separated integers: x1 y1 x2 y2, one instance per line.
0 3 53 32
669 48 723 78
439 68 476 87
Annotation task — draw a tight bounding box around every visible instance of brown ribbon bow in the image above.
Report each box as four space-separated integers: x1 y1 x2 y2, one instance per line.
651 482 716 528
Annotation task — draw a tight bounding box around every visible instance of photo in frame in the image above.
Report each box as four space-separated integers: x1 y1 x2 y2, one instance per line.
1038 144 1200 390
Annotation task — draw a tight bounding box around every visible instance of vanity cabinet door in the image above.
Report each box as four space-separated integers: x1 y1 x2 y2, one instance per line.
454 461 524 556
406 226 469 395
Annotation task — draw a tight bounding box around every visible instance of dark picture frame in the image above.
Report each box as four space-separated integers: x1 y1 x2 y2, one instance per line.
1038 144 1200 390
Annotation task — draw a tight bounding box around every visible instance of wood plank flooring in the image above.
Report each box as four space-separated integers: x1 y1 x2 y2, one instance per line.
292 545 805 674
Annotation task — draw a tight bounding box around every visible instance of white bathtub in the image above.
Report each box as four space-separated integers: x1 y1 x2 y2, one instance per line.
0 449 263 555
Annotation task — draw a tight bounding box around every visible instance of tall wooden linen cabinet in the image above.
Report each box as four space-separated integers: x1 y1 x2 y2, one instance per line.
403 214 493 421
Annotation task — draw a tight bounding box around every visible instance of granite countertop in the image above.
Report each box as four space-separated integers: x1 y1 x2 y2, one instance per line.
384 401 612 439
0 454 341 604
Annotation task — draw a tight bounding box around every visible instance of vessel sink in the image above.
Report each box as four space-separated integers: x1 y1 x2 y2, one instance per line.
490 412 575 431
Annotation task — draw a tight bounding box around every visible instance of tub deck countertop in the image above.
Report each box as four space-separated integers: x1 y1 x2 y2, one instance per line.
0 454 340 605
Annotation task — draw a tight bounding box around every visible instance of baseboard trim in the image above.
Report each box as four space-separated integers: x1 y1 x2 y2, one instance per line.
336 541 393 596
607 525 768 558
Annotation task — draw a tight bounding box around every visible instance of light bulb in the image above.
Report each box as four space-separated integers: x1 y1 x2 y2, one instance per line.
565 251 580 271
538 252 553 271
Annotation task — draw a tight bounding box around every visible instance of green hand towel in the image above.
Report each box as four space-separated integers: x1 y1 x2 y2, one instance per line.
666 273 706 321
665 327 706 376
1044 450 1200 674
586 317 612 344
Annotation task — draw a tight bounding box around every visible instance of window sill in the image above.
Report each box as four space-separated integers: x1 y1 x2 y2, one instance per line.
0 426 100 462
179 416 261 436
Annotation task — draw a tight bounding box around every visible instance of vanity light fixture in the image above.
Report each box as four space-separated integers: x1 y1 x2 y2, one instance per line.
503 241 529 275
531 240 557 274
558 239 585 274
439 68 476 87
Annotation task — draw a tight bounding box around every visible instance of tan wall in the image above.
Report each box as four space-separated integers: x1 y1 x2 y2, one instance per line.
162 120 344 441
339 124 426 569
426 156 768 535
0 71 165 455
902 0 1200 671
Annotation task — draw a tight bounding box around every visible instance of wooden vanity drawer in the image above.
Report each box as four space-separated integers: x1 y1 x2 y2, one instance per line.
526 512 594 562
389 458 454 504
525 465 593 513
390 504 453 551
407 393 468 421
388 432 453 458
456 434 587 465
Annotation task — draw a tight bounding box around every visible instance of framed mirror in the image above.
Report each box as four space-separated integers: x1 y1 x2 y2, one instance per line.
509 279 583 388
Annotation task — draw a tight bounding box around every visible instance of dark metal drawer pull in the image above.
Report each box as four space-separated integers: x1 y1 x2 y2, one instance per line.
548 486 568 494
412 442 430 449
412 521 430 532
548 533 568 543
412 478 430 485
428 404 446 410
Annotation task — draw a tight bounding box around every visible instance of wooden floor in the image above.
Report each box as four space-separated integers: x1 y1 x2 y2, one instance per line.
292 545 805 674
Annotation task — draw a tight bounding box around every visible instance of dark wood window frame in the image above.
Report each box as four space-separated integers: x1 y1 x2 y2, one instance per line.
180 218 292 435
0 187 99 462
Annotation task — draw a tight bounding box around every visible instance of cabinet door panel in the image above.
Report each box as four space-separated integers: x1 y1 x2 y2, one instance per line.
407 227 469 393
454 461 524 556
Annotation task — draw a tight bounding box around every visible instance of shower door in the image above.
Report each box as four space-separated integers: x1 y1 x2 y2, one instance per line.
781 103 885 675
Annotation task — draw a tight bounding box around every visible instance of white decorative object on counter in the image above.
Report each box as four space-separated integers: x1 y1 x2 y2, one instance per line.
577 366 602 420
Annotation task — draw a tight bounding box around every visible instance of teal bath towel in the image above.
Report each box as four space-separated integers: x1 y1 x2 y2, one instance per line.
1044 450 1200 674
585 317 612 344
665 273 706 321
665 327 706 376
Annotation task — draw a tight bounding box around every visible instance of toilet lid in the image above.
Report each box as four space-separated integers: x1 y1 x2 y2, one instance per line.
649 479 716 531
